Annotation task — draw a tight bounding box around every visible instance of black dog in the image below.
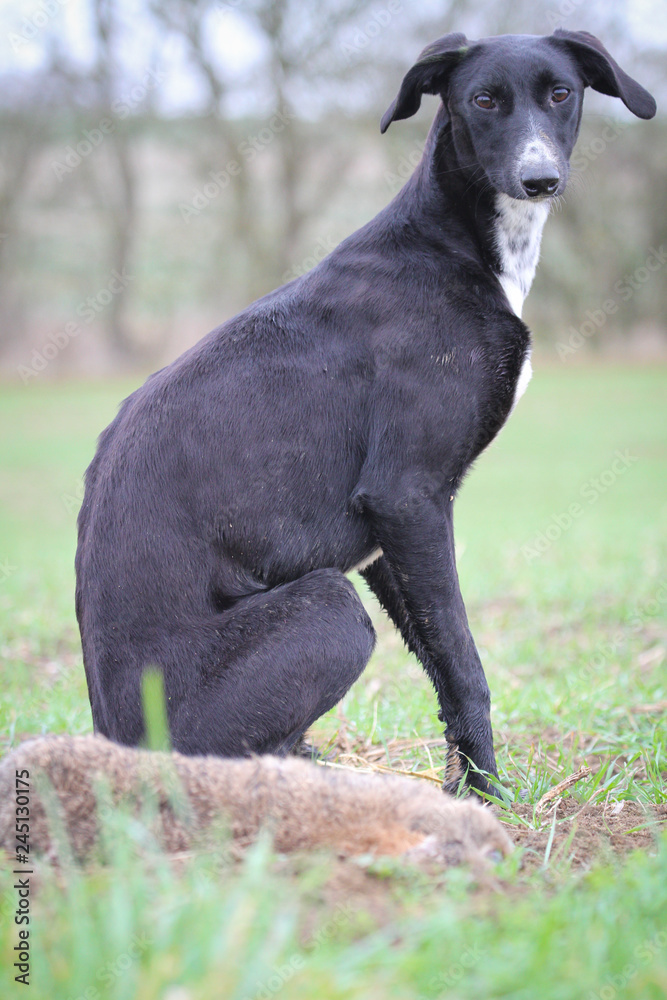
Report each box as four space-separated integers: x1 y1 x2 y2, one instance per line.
76 31 655 794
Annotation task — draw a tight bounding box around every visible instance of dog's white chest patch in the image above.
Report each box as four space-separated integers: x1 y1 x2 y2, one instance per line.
494 194 550 318
512 351 533 409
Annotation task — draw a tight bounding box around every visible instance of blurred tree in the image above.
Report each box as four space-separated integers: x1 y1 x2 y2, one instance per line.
0 113 39 351
90 0 138 360
148 0 429 296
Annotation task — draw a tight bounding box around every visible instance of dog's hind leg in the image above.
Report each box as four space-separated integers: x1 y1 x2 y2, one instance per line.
153 567 375 757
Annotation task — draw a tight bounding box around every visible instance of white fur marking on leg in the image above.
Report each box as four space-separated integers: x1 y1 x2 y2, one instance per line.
348 547 382 574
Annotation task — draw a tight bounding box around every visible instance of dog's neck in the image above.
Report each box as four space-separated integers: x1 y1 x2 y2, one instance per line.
399 111 551 318
492 195 550 318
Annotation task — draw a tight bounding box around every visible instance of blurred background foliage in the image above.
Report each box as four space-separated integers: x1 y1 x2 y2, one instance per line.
1 0 666 376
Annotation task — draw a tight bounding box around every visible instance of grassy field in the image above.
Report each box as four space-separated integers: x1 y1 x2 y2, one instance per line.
0 364 666 999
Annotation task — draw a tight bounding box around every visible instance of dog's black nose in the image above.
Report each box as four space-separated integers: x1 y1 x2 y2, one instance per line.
521 168 559 198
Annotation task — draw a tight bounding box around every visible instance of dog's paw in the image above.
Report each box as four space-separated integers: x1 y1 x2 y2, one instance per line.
290 735 327 761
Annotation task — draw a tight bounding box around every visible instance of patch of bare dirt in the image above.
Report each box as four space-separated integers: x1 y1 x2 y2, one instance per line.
306 727 667 879
508 799 667 872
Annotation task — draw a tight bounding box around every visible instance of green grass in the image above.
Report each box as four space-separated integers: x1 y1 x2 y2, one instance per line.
3 832 667 1000
1 364 666 998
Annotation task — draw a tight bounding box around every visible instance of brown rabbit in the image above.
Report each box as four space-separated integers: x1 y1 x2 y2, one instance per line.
0 734 512 866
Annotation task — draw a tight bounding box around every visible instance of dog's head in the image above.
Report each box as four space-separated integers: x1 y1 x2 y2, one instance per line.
381 30 656 201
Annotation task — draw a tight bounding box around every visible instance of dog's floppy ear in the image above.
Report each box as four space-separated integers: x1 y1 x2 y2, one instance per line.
380 32 470 133
549 29 656 119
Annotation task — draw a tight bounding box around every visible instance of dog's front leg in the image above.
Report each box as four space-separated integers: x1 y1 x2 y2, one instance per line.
358 487 498 796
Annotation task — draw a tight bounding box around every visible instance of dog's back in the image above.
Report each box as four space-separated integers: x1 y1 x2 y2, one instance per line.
0 735 512 866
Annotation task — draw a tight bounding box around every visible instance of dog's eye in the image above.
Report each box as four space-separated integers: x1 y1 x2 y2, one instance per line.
551 87 570 104
474 94 496 110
